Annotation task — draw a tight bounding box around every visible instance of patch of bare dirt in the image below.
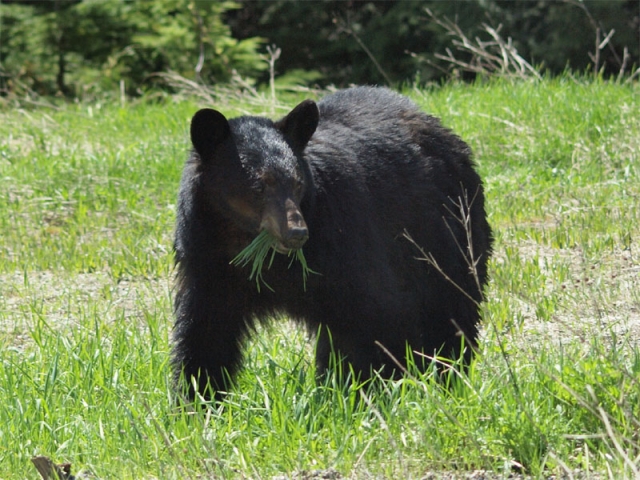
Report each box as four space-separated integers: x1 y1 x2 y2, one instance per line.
0 270 172 349
489 239 640 350
271 468 603 480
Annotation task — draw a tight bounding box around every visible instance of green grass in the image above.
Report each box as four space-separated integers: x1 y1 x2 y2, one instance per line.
0 78 639 479
230 230 315 292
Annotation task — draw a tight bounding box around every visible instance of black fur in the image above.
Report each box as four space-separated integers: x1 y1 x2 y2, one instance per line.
173 87 492 400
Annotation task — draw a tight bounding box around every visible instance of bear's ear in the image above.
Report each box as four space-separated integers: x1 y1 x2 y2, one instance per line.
190 108 231 160
275 99 319 151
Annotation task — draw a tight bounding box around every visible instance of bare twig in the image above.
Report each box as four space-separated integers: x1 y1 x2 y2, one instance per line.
191 4 206 79
335 16 393 85
562 0 635 80
404 185 486 306
405 184 554 453
152 70 275 115
31 456 73 480
264 45 281 114
151 71 216 104
425 8 541 81
443 186 485 297
617 47 630 83
405 235 480 306
587 27 616 76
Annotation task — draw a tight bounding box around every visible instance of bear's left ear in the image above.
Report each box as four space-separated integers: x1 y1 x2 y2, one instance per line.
275 99 319 151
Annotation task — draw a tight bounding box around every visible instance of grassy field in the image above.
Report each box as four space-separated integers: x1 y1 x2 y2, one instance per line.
0 78 638 479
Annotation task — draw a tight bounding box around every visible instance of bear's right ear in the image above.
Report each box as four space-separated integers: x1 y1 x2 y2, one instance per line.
190 108 231 160
275 99 319 151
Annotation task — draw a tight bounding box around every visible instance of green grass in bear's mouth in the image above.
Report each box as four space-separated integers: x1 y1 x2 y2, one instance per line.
230 230 316 292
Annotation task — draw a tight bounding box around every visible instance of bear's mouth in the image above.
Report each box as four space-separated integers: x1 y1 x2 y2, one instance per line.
273 242 295 255
267 225 308 253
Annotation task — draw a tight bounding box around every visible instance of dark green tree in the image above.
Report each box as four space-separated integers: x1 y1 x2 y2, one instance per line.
227 1 477 86
227 0 638 86
0 0 265 97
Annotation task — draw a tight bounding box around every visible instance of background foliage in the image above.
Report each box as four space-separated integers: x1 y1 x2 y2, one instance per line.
0 0 265 97
1 0 638 98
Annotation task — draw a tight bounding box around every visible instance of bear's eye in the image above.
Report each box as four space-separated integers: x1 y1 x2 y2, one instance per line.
261 173 277 188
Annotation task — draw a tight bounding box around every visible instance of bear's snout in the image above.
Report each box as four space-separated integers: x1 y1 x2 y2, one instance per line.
260 197 309 252
283 199 308 250
283 224 308 250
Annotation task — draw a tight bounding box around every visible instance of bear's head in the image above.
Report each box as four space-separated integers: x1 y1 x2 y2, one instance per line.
189 100 319 253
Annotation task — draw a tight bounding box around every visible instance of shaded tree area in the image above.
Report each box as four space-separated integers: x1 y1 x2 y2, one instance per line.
228 0 639 86
0 0 265 97
0 0 638 99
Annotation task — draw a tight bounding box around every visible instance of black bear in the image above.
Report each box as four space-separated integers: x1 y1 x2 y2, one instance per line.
173 87 492 401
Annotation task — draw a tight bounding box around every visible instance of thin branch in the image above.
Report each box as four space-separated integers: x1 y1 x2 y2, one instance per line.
192 6 206 79
335 16 393 86
264 45 281 114
425 8 541 81
404 232 479 307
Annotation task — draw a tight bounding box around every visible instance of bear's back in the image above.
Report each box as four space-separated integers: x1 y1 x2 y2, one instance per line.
308 88 418 170
317 86 419 122
310 87 470 170
306 87 473 191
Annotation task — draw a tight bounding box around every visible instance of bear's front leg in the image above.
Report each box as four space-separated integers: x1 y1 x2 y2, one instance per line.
172 270 248 403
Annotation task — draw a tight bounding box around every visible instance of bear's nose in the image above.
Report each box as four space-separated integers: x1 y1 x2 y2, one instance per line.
283 226 309 250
